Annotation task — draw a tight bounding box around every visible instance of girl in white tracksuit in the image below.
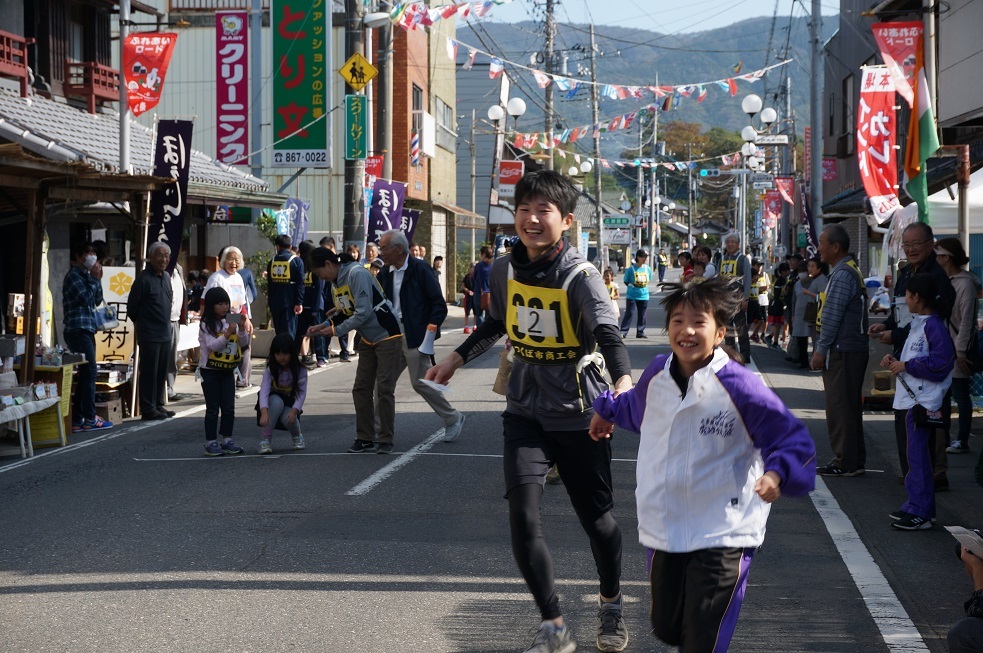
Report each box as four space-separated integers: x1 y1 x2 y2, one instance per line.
591 276 817 653
880 273 954 531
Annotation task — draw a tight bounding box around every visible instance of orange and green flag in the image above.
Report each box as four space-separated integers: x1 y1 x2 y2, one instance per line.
903 48 939 223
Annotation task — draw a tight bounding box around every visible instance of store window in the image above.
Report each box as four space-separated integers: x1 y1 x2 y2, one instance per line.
434 97 456 152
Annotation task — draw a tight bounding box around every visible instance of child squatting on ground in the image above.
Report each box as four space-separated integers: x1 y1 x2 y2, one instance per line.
257 333 309 454
880 272 955 531
590 275 817 653
197 286 245 456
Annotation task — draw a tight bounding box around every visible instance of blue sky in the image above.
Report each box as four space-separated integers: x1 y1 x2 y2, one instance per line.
477 0 840 33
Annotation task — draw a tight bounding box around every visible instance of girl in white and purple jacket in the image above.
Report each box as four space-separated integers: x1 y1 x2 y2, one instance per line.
590 275 817 653
256 333 308 455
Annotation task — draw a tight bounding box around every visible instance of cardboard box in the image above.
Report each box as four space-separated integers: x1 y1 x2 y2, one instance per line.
0 335 25 357
96 397 123 424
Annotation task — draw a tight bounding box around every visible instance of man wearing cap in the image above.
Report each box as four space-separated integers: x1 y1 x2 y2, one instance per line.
620 249 653 338
719 233 752 362
378 229 466 442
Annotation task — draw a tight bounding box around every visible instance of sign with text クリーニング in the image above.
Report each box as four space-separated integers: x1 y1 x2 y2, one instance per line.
272 0 331 168
216 11 248 165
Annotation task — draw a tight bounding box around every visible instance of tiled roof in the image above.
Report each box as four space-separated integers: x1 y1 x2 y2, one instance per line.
0 87 268 190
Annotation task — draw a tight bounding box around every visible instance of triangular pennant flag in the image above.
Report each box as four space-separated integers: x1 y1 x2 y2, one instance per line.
601 160 611 169
602 84 619 100
446 38 458 61
459 3 471 17
661 96 671 112
533 70 551 89
473 1 493 18
727 78 738 96
564 83 580 100
622 112 637 130
463 48 477 70
440 3 459 18
553 77 572 92
733 61 743 74
616 86 630 100
489 57 504 79
696 86 708 103
389 3 408 22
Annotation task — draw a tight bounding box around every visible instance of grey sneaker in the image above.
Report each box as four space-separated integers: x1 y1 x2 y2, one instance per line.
443 412 466 442
292 433 306 450
376 442 394 454
523 622 576 653
258 439 273 455
597 602 628 652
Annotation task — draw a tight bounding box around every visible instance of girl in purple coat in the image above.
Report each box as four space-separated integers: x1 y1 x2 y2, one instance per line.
257 334 308 454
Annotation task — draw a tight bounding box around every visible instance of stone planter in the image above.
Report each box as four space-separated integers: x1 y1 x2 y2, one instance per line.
250 329 275 359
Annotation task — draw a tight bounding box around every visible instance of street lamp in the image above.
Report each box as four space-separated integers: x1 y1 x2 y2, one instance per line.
567 160 593 177
488 97 527 134
739 93 777 255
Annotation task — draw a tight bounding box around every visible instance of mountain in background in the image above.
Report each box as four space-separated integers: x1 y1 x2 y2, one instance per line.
459 16 838 157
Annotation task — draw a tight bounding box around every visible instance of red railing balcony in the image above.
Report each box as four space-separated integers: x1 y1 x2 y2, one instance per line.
0 30 33 98
63 61 119 114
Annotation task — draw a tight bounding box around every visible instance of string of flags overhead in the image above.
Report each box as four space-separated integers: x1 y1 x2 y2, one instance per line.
512 146 747 173
389 0 513 30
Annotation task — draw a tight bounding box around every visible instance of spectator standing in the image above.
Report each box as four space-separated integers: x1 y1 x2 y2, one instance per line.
307 248 403 453
694 245 717 278
197 286 244 456
811 225 869 477
461 262 476 333
789 257 826 368
128 242 175 421
364 241 379 265
204 247 255 388
473 246 494 326
656 249 669 283
719 233 752 362
880 273 954 530
378 229 466 442
677 252 694 282
62 241 113 432
166 262 188 402
431 255 443 278
868 222 955 490
935 238 980 456
621 249 653 338
267 234 305 340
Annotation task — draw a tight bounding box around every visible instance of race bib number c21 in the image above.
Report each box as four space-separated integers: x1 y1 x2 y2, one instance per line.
506 278 581 364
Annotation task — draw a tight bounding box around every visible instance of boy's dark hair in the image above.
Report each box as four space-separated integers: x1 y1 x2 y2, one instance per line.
660 275 743 331
310 247 355 269
297 240 316 270
319 236 335 248
678 251 693 265
201 286 232 336
275 234 292 250
267 333 301 397
776 262 790 274
513 169 579 218
906 273 947 313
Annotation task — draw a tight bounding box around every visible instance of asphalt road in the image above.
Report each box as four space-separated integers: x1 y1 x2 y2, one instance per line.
2 276 981 652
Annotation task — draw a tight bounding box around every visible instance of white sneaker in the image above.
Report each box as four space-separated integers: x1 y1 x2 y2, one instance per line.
258 439 273 455
443 412 466 442
523 622 576 653
292 433 306 450
946 441 968 454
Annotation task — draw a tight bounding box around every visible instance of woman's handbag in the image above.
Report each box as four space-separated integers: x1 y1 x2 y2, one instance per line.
803 301 818 325
94 300 119 331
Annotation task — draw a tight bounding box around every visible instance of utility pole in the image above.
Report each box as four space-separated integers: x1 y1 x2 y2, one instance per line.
809 0 823 231
344 0 366 248
469 109 477 262
250 0 263 196
636 122 644 251
649 76 660 254
118 0 131 174
590 24 603 268
687 143 694 250
780 74 792 253
544 0 555 171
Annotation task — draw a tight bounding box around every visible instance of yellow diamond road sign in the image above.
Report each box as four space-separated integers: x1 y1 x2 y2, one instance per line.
339 53 378 92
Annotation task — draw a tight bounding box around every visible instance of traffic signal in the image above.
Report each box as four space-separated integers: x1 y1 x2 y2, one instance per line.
699 168 721 177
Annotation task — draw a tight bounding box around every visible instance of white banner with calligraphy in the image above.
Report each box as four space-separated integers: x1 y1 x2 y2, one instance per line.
857 66 900 224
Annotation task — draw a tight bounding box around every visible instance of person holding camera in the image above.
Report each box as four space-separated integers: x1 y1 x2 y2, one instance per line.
949 541 983 653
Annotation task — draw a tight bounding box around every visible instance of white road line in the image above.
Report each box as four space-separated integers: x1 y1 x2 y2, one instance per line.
345 428 448 496
809 478 929 652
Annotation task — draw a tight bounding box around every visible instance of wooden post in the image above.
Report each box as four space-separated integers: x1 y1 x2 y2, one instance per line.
19 189 40 384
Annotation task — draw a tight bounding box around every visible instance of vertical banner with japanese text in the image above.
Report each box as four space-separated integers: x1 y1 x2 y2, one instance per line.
366 179 406 243
803 126 811 185
400 209 421 245
148 119 194 274
871 22 922 108
763 190 782 230
857 66 900 224
272 0 331 167
96 267 137 363
216 11 249 165
122 33 178 117
345 94 367 160
799 183 819 259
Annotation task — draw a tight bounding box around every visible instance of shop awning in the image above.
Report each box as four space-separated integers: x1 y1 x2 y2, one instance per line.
432 199 486 230
927 165 983 234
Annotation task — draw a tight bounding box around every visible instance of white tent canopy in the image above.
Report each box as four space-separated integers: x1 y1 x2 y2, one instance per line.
926 166 983 234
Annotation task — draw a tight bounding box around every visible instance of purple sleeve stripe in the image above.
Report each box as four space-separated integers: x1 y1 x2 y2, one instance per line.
592 353 670 433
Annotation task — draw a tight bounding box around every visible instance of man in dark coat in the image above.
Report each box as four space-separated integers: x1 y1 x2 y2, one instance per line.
128 242 175 421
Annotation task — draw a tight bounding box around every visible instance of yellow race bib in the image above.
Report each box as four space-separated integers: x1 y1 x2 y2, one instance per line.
720 259 738 278
633 271 649 288
332 284 356 316
270 259 292 283
207 333 242 370
506 278 581 365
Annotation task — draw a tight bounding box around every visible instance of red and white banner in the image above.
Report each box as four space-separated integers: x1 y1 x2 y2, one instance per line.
822 158 838 181
498 160 525 198
216 12 248 165
803 126 811 185
871 22 922 108
122 33 178 117
775 176 795 204
763 190 782 229
857 66 900 224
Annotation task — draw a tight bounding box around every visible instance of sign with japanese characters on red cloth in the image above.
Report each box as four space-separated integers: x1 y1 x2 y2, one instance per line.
762 190 782 229
122 33 177 117
871 22 922 108
857 66 900 224
272 0 331 168
215 12 249 165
